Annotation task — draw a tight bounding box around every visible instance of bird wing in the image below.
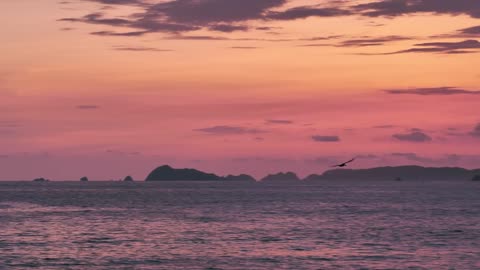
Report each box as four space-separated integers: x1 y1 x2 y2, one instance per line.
330 158 354 167
345 158 355 163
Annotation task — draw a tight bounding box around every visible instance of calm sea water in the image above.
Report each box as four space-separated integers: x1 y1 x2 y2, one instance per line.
0 181 479 270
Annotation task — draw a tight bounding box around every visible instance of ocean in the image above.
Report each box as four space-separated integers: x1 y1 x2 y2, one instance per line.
0 181 479 269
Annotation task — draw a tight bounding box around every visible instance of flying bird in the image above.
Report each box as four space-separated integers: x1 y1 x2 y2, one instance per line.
331 158 355 168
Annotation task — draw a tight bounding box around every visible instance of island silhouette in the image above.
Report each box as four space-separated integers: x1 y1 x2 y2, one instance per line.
146 165 256 182
123 176 134 182
32 177 50 182
144 165 480 182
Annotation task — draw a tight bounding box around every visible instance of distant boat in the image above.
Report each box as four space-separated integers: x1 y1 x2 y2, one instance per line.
395 177 403 181
472 175 480 181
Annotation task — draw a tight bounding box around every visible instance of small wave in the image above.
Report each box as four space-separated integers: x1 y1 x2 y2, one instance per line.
0 204 13 209
254 257 280 263
306 256 335 261
0 201 124 214
86 237 114 244
195 216 220 223
259 236 282 243
106 258 167 266
290 246 315 252
72 237 138 245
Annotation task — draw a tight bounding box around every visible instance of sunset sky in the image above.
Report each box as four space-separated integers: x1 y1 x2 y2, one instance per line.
1 0 480 180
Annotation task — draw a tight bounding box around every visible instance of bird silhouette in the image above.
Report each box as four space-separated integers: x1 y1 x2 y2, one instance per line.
331 158 355 168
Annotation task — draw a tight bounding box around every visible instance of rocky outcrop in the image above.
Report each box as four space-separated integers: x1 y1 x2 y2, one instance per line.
145 165 222 181
80 176 89 182
33 178 49 182
123 176 134 182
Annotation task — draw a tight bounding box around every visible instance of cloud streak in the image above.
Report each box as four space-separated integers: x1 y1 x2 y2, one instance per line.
384 87 480 95
59 12 200 33
150 0 286 24
383 39 480 55
59 0 480 43
112 46 173 52
354 0 480 19
91 30 150 37
436 25 480 39
391 152 434 163
373 125 396 129
470 123 480 137
311 135 340 142
76 105 100 110
338 35 411 47
266 119 293 124
230 46 259 49
392 131 432 142
194 125 266 135
457 25 480 37
85 0 143 5
390 152 463 165
267 6 351 20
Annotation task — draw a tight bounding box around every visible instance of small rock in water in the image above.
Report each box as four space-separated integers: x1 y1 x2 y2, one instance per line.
33 178 49 182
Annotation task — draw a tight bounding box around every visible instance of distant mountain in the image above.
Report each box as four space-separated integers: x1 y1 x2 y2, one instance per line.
223 174 256 182
305 166 480 181
145 165 222 181
260 172 300 183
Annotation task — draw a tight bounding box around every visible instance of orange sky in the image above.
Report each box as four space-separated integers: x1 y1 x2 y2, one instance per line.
1 0 480 180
